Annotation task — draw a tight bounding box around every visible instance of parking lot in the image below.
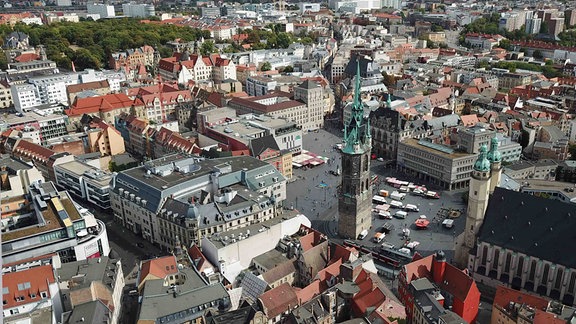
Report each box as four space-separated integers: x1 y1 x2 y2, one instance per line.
286 129 468 263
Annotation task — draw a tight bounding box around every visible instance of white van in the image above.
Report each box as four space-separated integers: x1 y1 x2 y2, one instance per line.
394 210 408 219
390 191 406 201
358 229 368 240
390 200 404 209
404 204 419 212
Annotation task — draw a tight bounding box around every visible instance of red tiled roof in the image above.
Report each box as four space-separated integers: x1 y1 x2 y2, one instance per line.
353 287 386 317
259 283 299 319
330 244 356 264
14 52 39 63
13 139 55 163
66 93 135 116
295 280 322 304
188 245 215 273
436 265 475 302
494 285 549 310
3 265 55 309
461 114 479 127
139 255 179 286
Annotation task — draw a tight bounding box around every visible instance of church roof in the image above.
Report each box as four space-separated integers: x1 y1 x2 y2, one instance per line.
478 188 576 269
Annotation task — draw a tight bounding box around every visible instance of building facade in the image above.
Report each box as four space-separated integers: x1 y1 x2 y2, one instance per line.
2 181 110 264
54 160 112 209
397 138 477 190
110 155 287 248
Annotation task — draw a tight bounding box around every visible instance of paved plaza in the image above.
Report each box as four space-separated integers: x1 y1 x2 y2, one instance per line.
286 129 468 263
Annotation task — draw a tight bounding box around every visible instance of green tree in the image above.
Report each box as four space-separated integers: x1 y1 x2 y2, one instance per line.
0 49 7 70
277 32 293 48
261 62 272 71
477 60 491 69
533 49 543 59
200 40 216 55
569 144 576 160
283 65 294 73
431 24 444 32
499 39 512 50
381 72 397 87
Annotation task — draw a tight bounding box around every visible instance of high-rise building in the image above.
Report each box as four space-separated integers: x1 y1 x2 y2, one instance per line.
525 17 542 34
122 3 155 17
338 60 372 240
548 18 565 36
566 9 576 27
87 3 115 19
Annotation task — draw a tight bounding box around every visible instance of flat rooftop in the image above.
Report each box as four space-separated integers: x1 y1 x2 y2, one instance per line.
521 179 576 198
206 210 302 249
3 191 82 242
57 160 112 187
401 138 472 159
121 155 268 192
252 249 290 271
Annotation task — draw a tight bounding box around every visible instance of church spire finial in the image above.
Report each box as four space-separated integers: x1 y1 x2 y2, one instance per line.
474 144 491 172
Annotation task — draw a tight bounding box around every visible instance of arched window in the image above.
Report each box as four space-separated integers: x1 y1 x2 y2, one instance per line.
529 260 537 282
542 264 550 285
481 246 488 266
516 257 524 277
569 272 576 294
493 249 500 270
505 253 512 274
555 268 563 290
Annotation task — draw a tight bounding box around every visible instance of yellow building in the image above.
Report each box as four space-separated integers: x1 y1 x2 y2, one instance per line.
87 123 126 156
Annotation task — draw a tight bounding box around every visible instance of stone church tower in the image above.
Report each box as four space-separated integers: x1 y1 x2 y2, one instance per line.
338 60 372 239
487 137 502 194
456 144 491 268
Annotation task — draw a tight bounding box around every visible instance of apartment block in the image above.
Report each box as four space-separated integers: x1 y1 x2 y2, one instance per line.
54 160 112 209
110 154 287 247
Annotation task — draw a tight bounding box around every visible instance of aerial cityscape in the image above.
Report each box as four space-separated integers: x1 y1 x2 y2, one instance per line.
2 0 576 323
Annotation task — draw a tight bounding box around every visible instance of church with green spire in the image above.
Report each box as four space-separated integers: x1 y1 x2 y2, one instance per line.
338 59 373 239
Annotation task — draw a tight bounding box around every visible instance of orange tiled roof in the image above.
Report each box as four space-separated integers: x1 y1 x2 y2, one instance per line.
67 93 135 116
139 255 179 286
494 285 549 310
14 52 39 63
13 139 55 163
259 283 299 319
3 265 55 309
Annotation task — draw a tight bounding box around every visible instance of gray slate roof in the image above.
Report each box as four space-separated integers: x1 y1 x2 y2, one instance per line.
139 267 229 322
478 187 576 269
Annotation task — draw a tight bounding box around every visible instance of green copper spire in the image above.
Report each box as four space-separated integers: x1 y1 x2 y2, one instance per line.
343 58 371 154
474 144 491 172
387 93 392 109
487 137 502 163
